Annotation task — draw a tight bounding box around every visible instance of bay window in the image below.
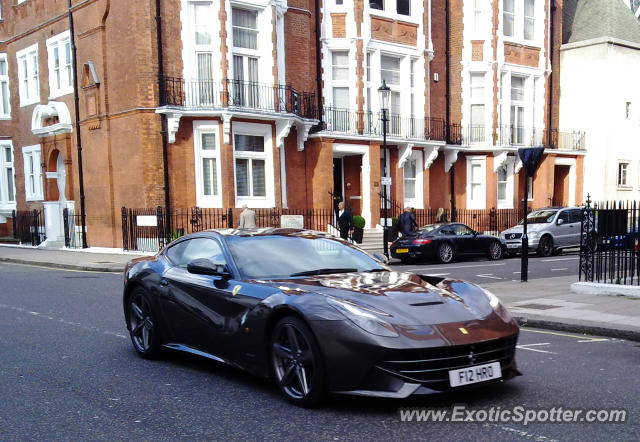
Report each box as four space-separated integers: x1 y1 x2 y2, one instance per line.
46 31 73 98
17 44 39 107
0 54 10 118
0 143 15 209
22 145 43 201
194 121 222 208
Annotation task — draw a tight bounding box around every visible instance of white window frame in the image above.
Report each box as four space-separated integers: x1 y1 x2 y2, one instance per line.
469 72 486 144
193 121 223 208
0 141 16 212
22 145 43 201
403 150 423 209
466 156 486 210
17 44 39 107
473 0 483 34
503 0 515 37
232 122 274 208
46 31 73 99
496 160 514 209
617 161 630 189
0 53 10 119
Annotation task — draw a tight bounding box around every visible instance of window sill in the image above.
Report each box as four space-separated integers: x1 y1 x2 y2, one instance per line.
0 115 11 120
617 186 632 191
502 37 543 50
25 195 44 202
48 89 73 100
19 99 40 108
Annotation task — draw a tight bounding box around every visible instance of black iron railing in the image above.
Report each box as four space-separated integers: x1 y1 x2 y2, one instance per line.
122 206 334 252
322 107 445 142
12 209 46 246
161 76 317 119
580 199 640 285
445 124 586 150
63 208 84 248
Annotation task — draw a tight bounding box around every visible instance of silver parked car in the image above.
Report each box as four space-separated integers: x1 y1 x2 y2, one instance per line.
501 207 582 257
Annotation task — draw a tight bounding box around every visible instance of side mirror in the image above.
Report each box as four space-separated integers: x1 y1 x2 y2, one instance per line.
187 258 231 278
557 218 565 225
373 252 389 264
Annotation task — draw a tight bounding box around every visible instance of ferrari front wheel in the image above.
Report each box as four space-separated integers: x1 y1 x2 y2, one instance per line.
270 316 326 407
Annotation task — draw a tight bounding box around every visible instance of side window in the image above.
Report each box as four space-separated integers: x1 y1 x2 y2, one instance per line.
453 224 474 236
569 209 582 224
439 227 455 236
557 211 569 224
165 238 226 267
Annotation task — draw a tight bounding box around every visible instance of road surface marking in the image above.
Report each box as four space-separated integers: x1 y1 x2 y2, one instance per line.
400 262 507 271
541 257 579 262
476 273 502 280
516 343 555 354
512 271 521 274
550 268 569 271
577 338 609 343
521 328 607 342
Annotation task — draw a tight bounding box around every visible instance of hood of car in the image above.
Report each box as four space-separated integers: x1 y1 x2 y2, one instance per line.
502 223 547 234
261 271 501 326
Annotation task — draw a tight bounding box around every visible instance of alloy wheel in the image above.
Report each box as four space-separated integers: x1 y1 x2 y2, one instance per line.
489 241 502 260
272 322 315 400
439 243 454 263
129 294 155 353
539 237 553 257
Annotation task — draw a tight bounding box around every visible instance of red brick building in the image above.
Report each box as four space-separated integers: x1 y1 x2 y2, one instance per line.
0 0 585 248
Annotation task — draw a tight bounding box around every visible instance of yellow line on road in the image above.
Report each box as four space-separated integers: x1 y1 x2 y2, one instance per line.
521 327 607 342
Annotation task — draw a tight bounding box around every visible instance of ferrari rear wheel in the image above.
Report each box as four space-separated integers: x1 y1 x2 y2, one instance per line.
437 242 454 263
127 288 162 359
271 316 326 406
488 241 503 260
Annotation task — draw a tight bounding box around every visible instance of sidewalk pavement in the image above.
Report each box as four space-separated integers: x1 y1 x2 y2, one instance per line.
1 245 639 340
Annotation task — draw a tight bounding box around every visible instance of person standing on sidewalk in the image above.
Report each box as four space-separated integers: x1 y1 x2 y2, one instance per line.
337 202 353 240
239 204 256 228
397 207 418 236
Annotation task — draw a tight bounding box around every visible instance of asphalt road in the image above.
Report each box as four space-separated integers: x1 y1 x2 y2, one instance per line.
0 262 637 441
389 249 580 285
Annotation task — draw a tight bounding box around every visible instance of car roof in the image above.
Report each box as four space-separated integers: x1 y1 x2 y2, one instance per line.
189 228 334 238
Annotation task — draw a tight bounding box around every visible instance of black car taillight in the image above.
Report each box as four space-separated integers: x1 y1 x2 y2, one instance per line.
412 238 432 245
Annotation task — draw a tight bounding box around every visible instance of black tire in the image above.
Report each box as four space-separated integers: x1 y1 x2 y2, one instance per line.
270 316 327 407
437 242 455 264
536 236 554 257
126 287 163 359
487 241 503 260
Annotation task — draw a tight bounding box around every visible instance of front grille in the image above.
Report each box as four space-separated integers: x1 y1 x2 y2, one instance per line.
504 233 522 240
377 334 518 386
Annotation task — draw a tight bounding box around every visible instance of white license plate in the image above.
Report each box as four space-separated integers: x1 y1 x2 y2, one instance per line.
449 361 502 387
507 243 520 249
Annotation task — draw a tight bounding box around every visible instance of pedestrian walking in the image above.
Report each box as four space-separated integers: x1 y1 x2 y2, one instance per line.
397 206 418 236
239 204 257 228
337 201 353 240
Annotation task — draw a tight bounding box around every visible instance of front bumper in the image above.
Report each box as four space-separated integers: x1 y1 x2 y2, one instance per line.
503 236 540 253
310 318 521 398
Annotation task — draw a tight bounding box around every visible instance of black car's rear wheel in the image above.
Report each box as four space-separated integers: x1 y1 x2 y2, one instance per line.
127 288 162 359
537 236 554 257
437 242 454 263
271 316 326 406
488 241 503 260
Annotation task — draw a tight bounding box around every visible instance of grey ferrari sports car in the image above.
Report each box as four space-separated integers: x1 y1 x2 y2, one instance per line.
123 228 521 406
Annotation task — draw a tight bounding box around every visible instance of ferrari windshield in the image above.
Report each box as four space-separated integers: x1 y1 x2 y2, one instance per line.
225 234 386 279
520 210 558 224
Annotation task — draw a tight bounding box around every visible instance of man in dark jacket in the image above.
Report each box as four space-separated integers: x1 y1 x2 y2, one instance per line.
397 206 418 236
337 202 353 240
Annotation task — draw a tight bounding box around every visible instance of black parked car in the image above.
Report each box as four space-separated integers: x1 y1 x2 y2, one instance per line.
123 228 520 406
391 222 507 264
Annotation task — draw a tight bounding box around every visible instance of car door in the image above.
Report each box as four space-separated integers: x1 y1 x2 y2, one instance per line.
161 237 240 357
451 224 479 255
566 209 583 247
554 210 572 247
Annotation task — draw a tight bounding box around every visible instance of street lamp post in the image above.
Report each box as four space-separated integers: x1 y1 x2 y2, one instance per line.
379 80 391 257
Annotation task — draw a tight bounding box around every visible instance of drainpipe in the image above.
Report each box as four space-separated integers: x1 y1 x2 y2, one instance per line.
314 0 323 123
445 0 455 218
156 0 171 228
68 0 88 248
547 0 556 147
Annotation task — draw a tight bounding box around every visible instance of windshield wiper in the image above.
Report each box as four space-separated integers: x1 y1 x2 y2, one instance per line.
289 268 358 277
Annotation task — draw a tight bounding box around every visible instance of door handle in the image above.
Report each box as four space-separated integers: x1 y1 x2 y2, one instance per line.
160 278 169 286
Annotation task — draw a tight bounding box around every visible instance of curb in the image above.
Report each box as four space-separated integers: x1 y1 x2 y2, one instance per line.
571 282 640 299
514 315 640 342
0 257 125 273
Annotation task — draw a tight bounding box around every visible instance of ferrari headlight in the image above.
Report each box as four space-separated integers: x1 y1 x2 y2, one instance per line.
482 288 501 309
326 297 399 337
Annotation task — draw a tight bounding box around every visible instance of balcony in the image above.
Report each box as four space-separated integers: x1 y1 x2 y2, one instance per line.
160 76 318 120
322 107 445 142
447 124 586 151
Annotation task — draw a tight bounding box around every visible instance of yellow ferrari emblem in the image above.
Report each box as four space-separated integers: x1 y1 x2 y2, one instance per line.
232 285 241 296
459 327 469 335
